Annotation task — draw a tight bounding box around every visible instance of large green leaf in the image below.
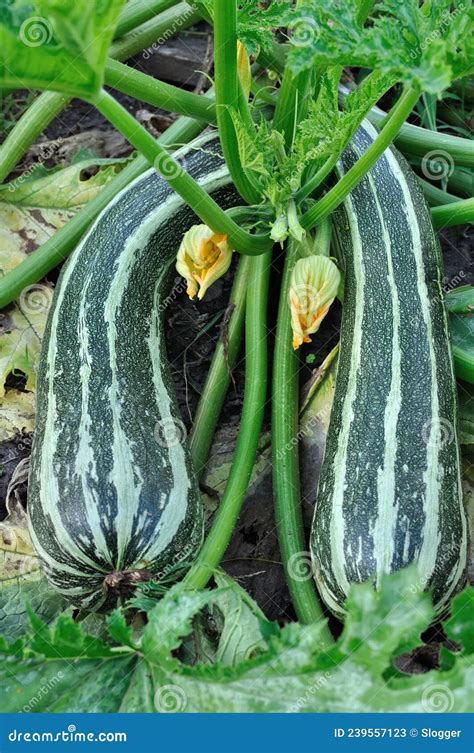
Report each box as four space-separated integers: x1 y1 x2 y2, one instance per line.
0 569 472 713
0 0 125 96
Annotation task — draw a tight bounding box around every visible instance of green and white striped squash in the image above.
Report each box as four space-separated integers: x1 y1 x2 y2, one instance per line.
311 122 468 617
28 135 237 611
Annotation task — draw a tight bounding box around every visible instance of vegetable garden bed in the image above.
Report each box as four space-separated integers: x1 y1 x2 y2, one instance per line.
0 0 473 715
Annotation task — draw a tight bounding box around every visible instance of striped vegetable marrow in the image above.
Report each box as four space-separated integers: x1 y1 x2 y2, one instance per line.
311 121 468 617
28 135 237 611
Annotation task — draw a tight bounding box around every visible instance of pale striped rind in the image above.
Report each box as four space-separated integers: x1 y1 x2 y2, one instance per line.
311 122 467 617
28 136 237 610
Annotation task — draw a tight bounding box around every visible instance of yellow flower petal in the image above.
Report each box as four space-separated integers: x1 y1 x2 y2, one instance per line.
176 225 233 301
237 41 251 100
289 256 340 350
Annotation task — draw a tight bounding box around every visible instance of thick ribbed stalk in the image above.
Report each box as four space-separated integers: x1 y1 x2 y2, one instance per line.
432 198 474 229
213 0 260 203
367 107 474 169
104 59 216 122
94 90 271 255
114 0 178 37
272 238 333 640
272 0 311 147
185 251 271 588
189 255 250 478
109 2 200 60
0 92 70 183
301 88 420 231
419 178 459 207
0 2 201 183
0 113 206 309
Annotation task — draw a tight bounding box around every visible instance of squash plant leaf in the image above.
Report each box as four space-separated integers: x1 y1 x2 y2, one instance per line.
0 155 131 407
0 0 126 97
192 0 291 55
0 513 67 639
287 0 473 94
0 569 473 713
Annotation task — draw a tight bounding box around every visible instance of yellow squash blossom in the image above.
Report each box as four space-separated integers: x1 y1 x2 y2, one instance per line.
237 41 251 100
289 256 341 350
176 224 232 301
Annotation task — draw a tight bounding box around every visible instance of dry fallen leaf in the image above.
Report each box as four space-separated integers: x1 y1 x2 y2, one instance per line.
0 155 130 436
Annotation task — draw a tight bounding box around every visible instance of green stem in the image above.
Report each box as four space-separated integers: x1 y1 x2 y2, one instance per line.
93 90 271 255
432 197 474 228
367 106 474 169
0 92 70 183
272 0 311 148
104 59 216 123
115 0 178 37
272 238 333 638
0 113 207 309
189 255 250 478
447 169 473 199
0 2 200 183
356 0 375 24
295 155 337 204
419 178 460 207
185 250 271 589
301 88 421 231
109 1 201 60
213 0 260 203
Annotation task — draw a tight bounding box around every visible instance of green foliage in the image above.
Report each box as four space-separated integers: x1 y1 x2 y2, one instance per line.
447 286 474 383
232 67 395 240
287 0 473 95
0 0 125 96
0 568 472 713
193 0 291 55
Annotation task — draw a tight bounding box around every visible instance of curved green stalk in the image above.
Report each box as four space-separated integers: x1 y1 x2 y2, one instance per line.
93 90 271 255
213 0 260 203
104 59 216 123
432 197 474 229
0 2 201 184
419 178 460 207
109 1 201 60
185 250 271 589
367 107 474 169
301 88 420 231
0 92 70 184
0 113 207 309
272 238 333 639
189 255 250 478
114 0 178 37
272 0 312 148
